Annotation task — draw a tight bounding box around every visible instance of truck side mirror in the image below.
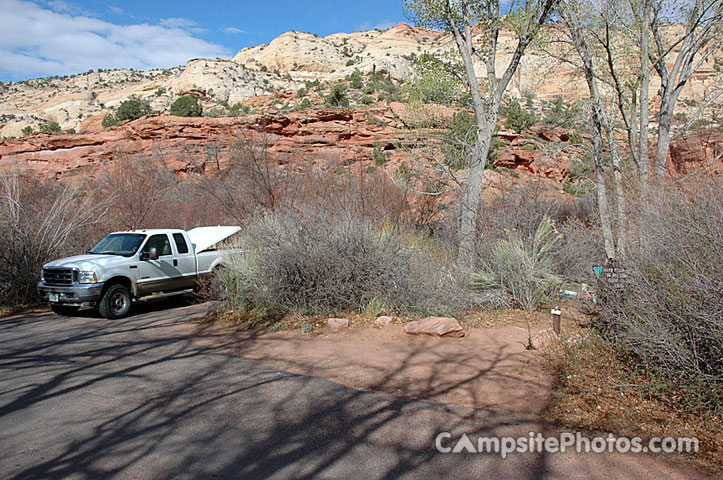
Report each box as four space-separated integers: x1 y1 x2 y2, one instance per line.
141 247 158 261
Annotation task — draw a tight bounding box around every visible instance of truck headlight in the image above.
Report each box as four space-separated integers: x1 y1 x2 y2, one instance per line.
78 271 98 284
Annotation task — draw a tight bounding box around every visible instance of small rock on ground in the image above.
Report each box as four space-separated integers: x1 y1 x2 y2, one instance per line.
327 318 349 333
373 316 393 328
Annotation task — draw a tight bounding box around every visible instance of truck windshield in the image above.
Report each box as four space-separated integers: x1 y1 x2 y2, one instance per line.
89 233 146 257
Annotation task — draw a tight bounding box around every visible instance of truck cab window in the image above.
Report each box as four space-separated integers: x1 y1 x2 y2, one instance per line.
142 234 172 256
173 233 189 254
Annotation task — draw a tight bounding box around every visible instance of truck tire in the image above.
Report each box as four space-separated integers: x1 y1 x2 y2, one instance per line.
99 284 132 319
50 304 80 316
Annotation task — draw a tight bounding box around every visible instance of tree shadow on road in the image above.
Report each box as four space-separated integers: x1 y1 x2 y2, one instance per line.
0 307 704 479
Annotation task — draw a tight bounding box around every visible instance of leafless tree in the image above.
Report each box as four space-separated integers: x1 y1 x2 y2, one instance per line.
556 0 629 258
0 174 106 306
404 0 560 268
97 153 177 229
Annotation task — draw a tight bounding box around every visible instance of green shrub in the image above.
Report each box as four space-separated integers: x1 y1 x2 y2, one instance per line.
562 178 593 197
365 71 398 98
542 97 586 130
346 69 364 89
102 114 119 128
229 103 250 116
170 95 202 117
441 112 505 170
441 111 475 170
371 143 389 165
324 84 350 108
296 98 312 110
500 98 536 133
21 126 33 136
366 116 387 127
402 52 468 107
472 217 562 311
115 97 152 122
37 121 61 134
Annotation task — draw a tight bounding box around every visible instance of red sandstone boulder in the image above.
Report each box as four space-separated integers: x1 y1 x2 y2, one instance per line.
530 328 558 349
404 317 464 338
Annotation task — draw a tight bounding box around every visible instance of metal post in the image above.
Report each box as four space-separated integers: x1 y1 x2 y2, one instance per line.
551 306 561 335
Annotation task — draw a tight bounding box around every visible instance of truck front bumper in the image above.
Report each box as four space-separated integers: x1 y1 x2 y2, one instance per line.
37 282 104 307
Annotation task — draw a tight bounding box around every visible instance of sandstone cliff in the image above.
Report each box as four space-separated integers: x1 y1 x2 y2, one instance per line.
2 23 720 138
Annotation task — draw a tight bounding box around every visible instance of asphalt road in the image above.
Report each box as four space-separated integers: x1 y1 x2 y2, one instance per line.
0 299 706 479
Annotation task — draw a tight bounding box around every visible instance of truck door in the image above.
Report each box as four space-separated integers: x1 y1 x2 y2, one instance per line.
137 234 175 295
172 232 197 289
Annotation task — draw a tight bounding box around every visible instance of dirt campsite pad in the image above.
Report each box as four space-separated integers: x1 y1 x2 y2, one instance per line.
189 320 553 414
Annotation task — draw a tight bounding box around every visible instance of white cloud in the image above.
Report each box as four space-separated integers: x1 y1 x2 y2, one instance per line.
223 27 246 35
356 20 398 32
0 0 231 80
159 17 206 34
107 5 123 15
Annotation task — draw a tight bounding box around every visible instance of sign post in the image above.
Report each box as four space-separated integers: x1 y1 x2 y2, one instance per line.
551 306 562 335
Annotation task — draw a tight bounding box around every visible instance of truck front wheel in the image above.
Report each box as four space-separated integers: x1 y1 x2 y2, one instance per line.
99 284 132 319
50 304 80 316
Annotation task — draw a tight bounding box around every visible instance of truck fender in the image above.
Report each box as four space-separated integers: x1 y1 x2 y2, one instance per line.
100 276 137 299
208 258 223 272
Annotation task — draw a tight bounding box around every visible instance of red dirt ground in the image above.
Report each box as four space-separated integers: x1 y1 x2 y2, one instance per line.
189 321 552 414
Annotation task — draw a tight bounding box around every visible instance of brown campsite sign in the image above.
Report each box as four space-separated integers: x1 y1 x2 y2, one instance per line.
593 259 629 290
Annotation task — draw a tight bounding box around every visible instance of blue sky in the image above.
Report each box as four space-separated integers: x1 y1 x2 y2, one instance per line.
0 0 408 81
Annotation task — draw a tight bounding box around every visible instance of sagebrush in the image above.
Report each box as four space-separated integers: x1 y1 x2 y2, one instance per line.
221 206 467 318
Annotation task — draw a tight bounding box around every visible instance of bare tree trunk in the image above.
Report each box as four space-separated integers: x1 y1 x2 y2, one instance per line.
639 0 651 188
457 131 491 268
606 125 627 258
654 93 677 179
563 4 618 258
594 132 617 259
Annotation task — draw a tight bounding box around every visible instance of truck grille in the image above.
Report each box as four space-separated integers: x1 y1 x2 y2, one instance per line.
43 268 76 286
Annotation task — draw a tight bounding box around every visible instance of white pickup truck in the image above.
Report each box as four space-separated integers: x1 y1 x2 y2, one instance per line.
37 226 240 319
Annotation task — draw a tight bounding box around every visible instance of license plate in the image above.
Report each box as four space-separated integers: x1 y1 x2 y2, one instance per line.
49 293 59 302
